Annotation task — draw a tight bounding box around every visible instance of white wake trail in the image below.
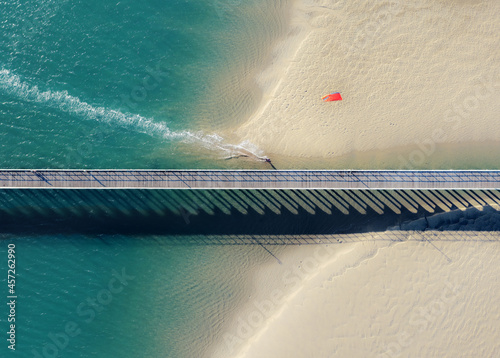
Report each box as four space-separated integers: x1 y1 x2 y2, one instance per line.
0 68 186 139
0 68 267 160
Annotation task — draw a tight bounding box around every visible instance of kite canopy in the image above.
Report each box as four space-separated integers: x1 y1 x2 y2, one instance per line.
322 92 342 102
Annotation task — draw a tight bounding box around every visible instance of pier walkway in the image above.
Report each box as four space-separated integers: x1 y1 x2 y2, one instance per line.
1 170 499 190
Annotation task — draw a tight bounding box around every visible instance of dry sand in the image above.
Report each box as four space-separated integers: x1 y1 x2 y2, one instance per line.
210 207 500 358
215 232 500 357
233 0 500 163
210 2 500 356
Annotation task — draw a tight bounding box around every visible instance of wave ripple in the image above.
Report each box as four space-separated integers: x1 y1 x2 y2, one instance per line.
0 68 265 160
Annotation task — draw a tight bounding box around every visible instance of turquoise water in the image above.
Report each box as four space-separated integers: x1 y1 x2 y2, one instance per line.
3 1 497 357
0 185 426 357
1 186 493 357
0 234 271 358
0 0 287 169
0 1 289 357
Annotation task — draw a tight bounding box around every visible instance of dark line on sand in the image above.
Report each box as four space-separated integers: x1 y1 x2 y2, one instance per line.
254 238 282 264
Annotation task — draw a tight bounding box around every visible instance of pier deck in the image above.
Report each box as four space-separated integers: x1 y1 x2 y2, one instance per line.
1 170 499 190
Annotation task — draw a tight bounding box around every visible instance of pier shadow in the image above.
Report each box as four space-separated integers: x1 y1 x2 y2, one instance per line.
0 189 499 241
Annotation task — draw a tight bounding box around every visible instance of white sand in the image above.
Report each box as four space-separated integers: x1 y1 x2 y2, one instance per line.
209 207 500 358
233 0 500 162
219 233 500 358
211 243 358 358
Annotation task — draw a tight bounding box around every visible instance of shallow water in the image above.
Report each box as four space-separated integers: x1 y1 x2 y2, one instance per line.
0 0 288 169
0 233 274 358
0 1 498 357
0 1 289 357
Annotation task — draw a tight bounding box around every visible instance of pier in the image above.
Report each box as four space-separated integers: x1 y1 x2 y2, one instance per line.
0 170 500 189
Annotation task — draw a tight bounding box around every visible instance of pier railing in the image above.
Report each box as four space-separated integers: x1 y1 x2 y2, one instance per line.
1 170 499 189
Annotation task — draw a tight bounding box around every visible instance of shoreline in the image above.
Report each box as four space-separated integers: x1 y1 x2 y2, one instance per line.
211 208 500 357
238 238 500 357
209 242 361 358
226 0 500 165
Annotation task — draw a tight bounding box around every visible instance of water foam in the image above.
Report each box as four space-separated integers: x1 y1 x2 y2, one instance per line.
0 68 186 139
0 68 266 160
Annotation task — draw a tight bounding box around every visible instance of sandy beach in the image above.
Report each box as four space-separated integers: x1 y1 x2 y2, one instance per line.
214 3 500 353
232 0 500 165
213 209 500 358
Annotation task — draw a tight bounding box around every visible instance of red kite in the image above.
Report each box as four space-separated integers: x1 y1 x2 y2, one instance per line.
322 92 342 102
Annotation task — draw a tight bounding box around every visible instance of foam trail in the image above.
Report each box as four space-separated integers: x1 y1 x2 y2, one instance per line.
0 68 266 160
0 68 185 139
